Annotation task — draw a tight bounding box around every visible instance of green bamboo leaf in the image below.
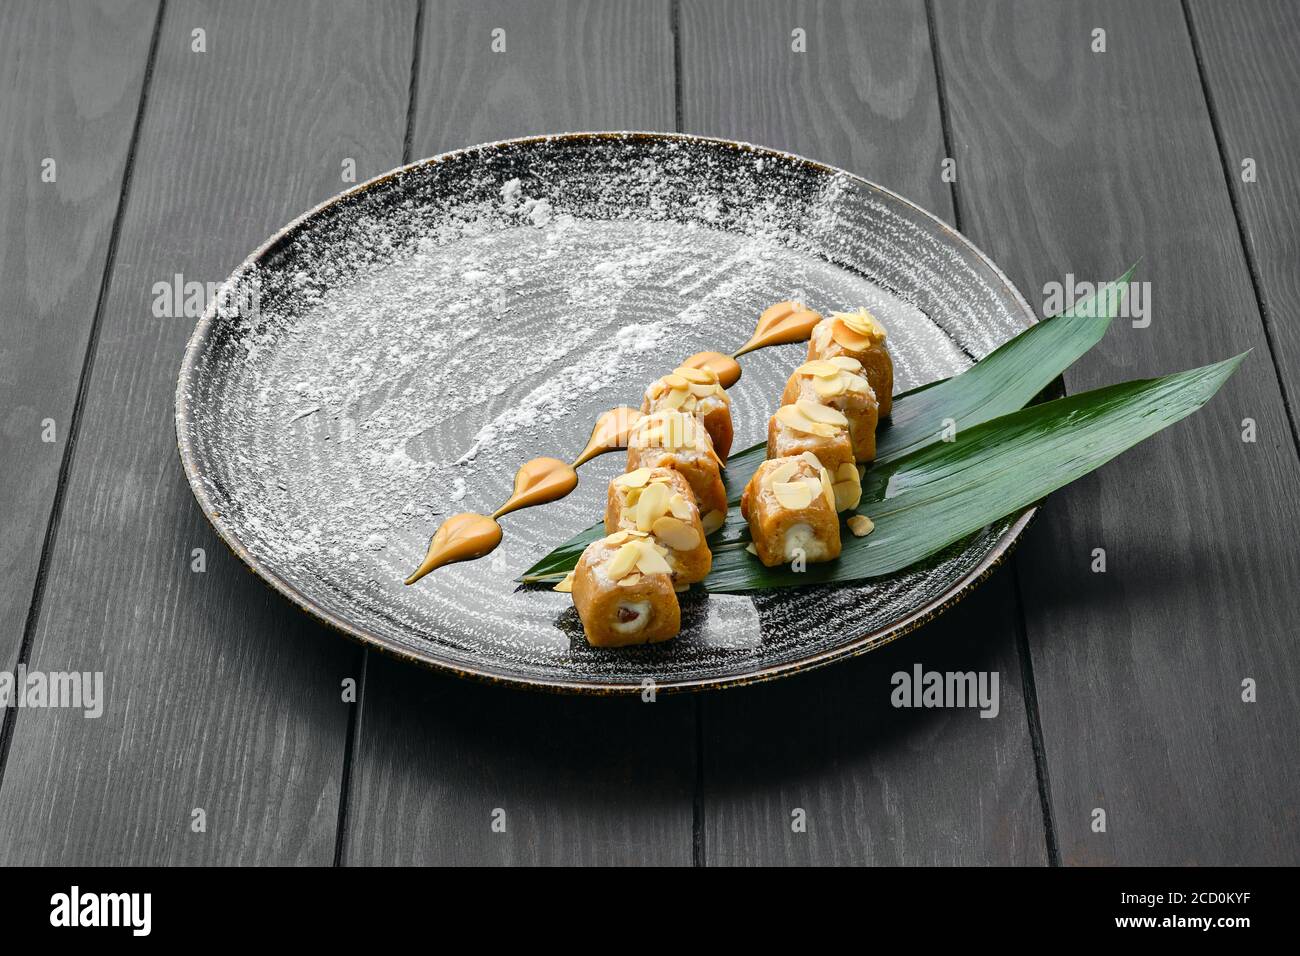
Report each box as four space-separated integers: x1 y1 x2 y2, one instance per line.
700 354 1245 592
874 263 1137 464
519 264 1141 585
519 353 1241 586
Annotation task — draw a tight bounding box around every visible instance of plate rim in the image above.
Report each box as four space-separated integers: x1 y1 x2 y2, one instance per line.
175 130 1039 695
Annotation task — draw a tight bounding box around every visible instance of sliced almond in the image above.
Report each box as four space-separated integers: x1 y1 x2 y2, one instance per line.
652 515 702 551
829 355 864 372
634 543 673 575
605 530 631 546
617 572 643 587
801 475 824 502
775 403 838 438
836 308 886 341
833 468 862 511
831 317 873 351
635 481 671 530
841 372 871 393
819 467 836 509
663 413 692 448
799 451 824 470
688 382 718 398
772 480 814 511
745 543 758 556
615 467 653 489
834 482 862 511
606 541 641 579
553 571 575 593
625 529 650 538
701 509 726 534
674 366 716 385
661 386 689 410
667 493 694 521
796 399 849 427
767 459 800 486
796 360 841 378
662 373 689 389
847 514 875 537
812 374 846 398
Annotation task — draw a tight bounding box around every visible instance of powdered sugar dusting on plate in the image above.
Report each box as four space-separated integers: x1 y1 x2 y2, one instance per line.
179 134 1031 688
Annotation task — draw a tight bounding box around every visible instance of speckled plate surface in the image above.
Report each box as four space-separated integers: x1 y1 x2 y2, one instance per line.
177 132 1036 693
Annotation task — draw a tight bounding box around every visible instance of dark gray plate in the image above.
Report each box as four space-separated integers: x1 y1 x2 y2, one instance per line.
176 132 1036 693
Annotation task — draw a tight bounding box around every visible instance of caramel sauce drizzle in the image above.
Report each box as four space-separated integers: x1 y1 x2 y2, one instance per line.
405 304 818 583
404 512 502 585
492 457 578 519
572 406 643 466
679 351 742 389
733 301 823 356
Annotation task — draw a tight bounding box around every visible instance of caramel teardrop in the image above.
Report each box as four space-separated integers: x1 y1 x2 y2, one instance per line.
680 351 742 389
405 512 502 585
572 406 643 466
493 457 579 518
734 301 823 356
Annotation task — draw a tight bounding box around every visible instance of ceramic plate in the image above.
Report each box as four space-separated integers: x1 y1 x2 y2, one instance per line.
176 132 1036 693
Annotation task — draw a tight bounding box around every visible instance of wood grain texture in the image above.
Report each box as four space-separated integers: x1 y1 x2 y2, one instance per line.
933 0 1300 864
0 0 159 677
0 0 416 865
341 0 696 866
1187 0 1300 445
679 0 1048 865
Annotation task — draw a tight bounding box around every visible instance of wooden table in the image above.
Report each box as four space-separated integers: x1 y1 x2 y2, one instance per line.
1 0 1296 866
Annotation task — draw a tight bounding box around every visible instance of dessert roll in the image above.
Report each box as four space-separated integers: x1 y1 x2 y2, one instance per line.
780 356 880 464
627 410 729 533
642 365 734 461
767 399 854 475
605 467 712 585
767 400 862 512
572 532 681 647
740 454 842 567
807 308 894 417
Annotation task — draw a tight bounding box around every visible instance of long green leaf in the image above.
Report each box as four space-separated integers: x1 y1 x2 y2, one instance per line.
701 354 1245 592
521 355 1244 587
520 265 1137 584
874 264 1137 464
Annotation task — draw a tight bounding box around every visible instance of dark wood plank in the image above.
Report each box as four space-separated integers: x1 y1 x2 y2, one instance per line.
0 0 159 675
933 0 1300 864
342 0 695 866
1188 0 1300 447
0 0 416 865
680 0 1048 865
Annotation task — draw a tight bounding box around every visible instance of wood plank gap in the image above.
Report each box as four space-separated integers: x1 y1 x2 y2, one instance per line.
671 0 684 135
1180 0 1300 464
0 0 167 799
672 0 704 870
1012 559 1060 866
923 0 961 233
692 694 705 866
334 1 427 865
333 644 368 866
924 0 1058 865
403 0 427 165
